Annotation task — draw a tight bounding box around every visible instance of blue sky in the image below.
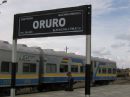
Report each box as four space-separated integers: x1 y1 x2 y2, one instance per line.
0 0 130 68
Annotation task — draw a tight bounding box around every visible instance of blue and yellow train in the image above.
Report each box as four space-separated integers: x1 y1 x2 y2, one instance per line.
0 40 116 93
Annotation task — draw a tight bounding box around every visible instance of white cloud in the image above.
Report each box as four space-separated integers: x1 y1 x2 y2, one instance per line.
116 34 130 41
111 43 126 48
112 56 130 68
91 0 113 16
92 47 111 57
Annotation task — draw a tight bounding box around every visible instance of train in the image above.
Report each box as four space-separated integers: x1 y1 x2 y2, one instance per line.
0 40 117 94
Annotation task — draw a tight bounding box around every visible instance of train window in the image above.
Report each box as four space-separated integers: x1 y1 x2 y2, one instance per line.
46 63 57 73
30 64 36 73
1 62 10 72
23 63 30 72
108 68 112 74
80 66 85 73
71 65 78 72
102 68 106 73
23 63 36 73
60 64 68 73
98 68 101 73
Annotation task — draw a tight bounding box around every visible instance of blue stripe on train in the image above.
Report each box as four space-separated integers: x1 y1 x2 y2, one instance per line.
16 79 38 86
42 77 85 83
94 76 116 80
0 76 116 87
0 79 38 87
0 79 10 86
42 76 116 83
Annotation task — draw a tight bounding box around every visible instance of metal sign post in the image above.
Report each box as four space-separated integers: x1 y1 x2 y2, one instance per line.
85 5 91 96
85 35 91 97
11 39 17 97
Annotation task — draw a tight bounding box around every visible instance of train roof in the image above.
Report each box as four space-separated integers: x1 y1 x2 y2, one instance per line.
0 40 40 54
92 57 116 63
43 49 85 59
0 40 116 63
43 49 115 63
0 40 11 50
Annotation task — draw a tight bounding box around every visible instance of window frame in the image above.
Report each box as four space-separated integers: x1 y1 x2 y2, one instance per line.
23 63 37 73
71 65 79 73
46 63 57 73
1 61 10 73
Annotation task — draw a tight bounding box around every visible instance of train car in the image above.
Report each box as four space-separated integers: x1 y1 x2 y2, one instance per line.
38 49 86 90
38 49 116 90
0 40 117 93
0 41 40 93
91 57 117 85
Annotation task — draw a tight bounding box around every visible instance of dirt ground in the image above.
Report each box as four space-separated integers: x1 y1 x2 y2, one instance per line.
111 77 130 85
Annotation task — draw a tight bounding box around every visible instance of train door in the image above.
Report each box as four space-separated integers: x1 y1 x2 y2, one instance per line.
38 49 44 91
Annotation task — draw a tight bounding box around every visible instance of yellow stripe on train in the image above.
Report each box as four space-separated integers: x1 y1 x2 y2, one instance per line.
0 74 11 79
0 73 85 79
96 74 116 77
43 73 85 77
0 74 38 79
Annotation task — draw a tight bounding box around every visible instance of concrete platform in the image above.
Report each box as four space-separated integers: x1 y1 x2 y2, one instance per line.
8 85 130 97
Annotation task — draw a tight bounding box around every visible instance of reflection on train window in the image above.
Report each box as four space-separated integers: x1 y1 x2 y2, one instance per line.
1 62 10 72
60 64 68 72
80 66 85 73
71 65 78 72
23 63 36 73
102 68 106 73
46 63 57 73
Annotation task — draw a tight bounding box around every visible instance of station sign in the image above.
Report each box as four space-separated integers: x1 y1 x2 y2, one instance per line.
13 5 91 39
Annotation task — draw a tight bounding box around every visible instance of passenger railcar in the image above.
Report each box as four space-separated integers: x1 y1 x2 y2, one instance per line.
91 57 116 85
0 40 117 93
0 41 40 93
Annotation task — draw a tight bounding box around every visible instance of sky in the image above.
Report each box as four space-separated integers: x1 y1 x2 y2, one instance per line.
0 0 130 68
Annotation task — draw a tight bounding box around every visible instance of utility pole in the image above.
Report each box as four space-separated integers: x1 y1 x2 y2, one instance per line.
65 46 69 53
